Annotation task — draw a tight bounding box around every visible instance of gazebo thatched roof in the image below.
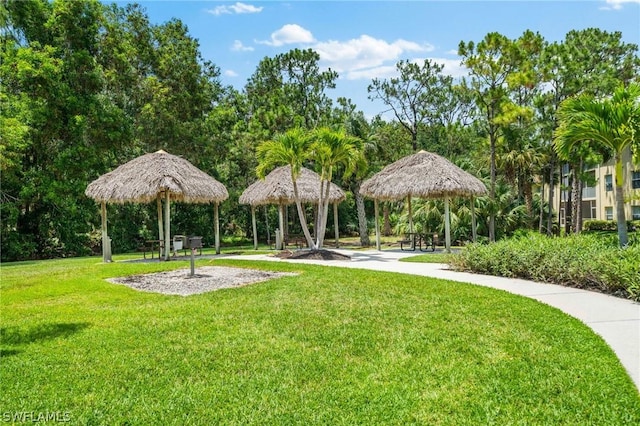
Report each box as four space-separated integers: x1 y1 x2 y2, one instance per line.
239 165 346 206
85 150 228 204
360 150 487 201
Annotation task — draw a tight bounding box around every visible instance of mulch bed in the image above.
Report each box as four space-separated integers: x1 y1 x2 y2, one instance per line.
273 249 351 261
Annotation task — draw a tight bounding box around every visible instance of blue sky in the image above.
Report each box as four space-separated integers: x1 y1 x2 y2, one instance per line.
110 0 640 118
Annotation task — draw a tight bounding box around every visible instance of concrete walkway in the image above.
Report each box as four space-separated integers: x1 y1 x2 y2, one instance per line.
226 248 640 391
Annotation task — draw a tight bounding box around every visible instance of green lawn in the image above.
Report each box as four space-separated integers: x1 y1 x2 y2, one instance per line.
399 252 454 263
1 256 639 424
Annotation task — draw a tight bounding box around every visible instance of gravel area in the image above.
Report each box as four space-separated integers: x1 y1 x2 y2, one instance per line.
107 266 296 296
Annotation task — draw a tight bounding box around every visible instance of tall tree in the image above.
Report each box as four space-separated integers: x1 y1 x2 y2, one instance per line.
310 127 363 248
256 128 316 249
540 29 640 234
368 59 451 151
554 83 640 247
459 32 519 242
246 48 338 134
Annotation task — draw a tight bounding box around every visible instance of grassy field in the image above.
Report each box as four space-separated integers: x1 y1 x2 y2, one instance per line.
1 255 639 424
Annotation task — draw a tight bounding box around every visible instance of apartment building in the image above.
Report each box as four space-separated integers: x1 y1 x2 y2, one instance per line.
555 148 640 228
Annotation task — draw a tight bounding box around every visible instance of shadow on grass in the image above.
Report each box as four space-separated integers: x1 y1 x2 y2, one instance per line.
1 322 90 346
0 348 22 358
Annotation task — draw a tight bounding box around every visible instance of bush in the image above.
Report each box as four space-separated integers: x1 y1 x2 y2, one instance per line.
583 219 639 232
450 232 640 301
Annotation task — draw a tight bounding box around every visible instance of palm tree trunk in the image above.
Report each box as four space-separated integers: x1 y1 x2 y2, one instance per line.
614 156 629 247
316 178 332 249
353 181 370 247
292 180 316 249
546 155 556 236
383 203 391 236
538 179 545 234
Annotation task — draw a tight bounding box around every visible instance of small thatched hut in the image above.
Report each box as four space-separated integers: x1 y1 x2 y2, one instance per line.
239 166 346 249
85 150 228 261
360 150 487 252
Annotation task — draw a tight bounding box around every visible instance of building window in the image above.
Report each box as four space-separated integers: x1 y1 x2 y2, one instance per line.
632 171 640 189
632 206 640 220
605 174 613 192
605 207 613 221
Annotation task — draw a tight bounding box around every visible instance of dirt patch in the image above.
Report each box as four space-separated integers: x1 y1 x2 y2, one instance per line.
107 266 296 296
273 249 351 261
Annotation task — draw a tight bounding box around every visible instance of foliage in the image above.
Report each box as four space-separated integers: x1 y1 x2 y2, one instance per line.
2 1 639 263
450 232 640 301
554 83 640 246
2 256 639 423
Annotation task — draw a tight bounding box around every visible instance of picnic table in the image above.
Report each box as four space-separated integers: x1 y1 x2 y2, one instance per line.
399 233 438 252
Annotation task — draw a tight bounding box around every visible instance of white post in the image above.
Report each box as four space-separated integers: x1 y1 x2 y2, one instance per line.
157 196 163 247
164 191 170 260
333 203 339 248
374 199 381 251
444 197 451 253
251 205 258 250
214 202 221 254
101 202 111 262
407 196 414 249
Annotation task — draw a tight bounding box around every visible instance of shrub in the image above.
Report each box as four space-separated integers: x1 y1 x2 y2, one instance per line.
450 232 640 301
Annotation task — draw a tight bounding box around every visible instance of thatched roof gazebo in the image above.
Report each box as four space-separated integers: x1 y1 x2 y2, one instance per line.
85 150 229 261
360 150 487 252
239 166 346 249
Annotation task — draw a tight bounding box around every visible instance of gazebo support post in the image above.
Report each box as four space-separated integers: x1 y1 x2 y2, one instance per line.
251 206 258 250
407 196 414 249
164 191 170 260
444 197 451 253
471 197 477 243
374 199 381 251
101 201 111 263
214 202 221 254
333 202 339 248
157 196 164 248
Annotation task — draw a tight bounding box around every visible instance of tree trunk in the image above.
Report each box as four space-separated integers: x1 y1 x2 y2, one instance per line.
614 156 629 247
538 177 545 234
523 180 534 228
292 179 316 249
571 164 583 234
546 154 556 236
564 172 572 236
353 181 370 247
489 130 496 242
383 202 391 236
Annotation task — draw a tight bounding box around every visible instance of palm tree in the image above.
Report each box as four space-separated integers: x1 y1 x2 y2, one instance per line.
310 127 363 248
554 83 640 247
256 128 317 249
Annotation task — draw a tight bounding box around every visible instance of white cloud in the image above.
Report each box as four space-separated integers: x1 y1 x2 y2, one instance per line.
257 24 315 46
224 69 239 77
231 40 254 52
426 57 468 79
342 57 467 82
446 49 459 56
600 0 640 10
207 2 263 16
313 35 432 74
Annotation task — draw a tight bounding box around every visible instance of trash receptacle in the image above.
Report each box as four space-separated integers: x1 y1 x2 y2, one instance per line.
275 229 282 250
173 235 185 256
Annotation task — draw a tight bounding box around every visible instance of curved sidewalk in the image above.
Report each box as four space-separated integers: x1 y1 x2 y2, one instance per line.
227 248 640 391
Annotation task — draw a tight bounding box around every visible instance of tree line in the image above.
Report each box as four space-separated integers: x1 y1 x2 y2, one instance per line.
2 0 639 261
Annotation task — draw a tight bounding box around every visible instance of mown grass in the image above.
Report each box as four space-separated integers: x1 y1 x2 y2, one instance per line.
399 253 454 263
1 256 639 424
